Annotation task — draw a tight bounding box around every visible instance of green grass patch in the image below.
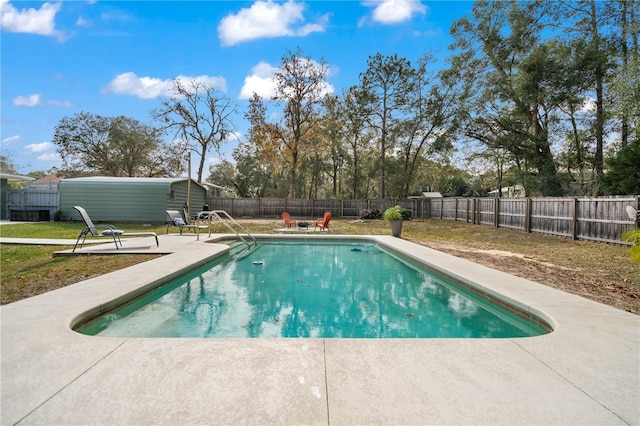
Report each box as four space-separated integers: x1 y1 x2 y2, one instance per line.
0 221 168 239
1 244 160 305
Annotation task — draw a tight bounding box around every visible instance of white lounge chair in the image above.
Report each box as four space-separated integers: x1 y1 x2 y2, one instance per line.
73 206 159 252
166 210 209 240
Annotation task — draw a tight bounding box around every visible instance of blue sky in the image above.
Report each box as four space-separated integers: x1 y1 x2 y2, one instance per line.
1 0 473 175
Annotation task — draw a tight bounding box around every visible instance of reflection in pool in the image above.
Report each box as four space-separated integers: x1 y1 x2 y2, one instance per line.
76 241 548 338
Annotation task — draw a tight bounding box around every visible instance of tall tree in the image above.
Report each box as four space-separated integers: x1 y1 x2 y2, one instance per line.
340 87 375 199
449 1 567 195
558 0 616 194
557 96 594 194
244 93 289 197
153 79 237 183
52 112 173 177
393 55 459 197
316 94 346 198
609 0 640 145
271 48 330 198
357 53 416 198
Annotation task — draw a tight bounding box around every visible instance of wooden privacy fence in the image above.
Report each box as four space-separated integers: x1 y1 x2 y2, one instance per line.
207 197 403 219
420 196 639 245
207 195 639 245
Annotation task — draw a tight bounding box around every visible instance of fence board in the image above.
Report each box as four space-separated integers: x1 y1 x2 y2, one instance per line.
530 198 573 238
475 199 495 226
498 199 526 230
574 197 636 244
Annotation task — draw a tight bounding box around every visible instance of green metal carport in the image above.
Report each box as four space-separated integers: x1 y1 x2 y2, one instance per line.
59 177 207 223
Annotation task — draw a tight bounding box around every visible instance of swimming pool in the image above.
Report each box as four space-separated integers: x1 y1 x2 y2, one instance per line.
76 240 550 338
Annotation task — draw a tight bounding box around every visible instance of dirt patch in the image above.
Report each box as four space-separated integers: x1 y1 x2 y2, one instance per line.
418 240 639 314
431 243 578 270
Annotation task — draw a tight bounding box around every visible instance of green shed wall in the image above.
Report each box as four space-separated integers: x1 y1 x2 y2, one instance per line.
59 178 206 223
166 180 206 214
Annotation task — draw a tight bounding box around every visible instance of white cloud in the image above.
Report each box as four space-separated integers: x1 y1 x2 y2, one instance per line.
104 72 227 99
363 0 427 25
174 75 227 94
25 142 54 153
76 15 92 28
0 0 65 39
2 135 20 144
13 94 41 107
37 152 61 162
239 60 334 100
239 61 278 99
218 0 327 46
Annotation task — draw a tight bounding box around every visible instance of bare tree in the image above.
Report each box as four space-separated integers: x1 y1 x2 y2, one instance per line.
153 79 237 183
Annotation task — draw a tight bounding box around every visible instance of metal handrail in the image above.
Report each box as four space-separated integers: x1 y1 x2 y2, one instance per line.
205 210 257 248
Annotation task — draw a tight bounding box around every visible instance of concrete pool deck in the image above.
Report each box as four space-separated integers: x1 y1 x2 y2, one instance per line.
1 234 638 425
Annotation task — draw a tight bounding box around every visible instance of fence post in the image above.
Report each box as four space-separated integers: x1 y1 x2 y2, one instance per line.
454 198 458 221
472 198 477 224
525 198 532 233
572 197 578 240
440 198 444 220
494 198 499 228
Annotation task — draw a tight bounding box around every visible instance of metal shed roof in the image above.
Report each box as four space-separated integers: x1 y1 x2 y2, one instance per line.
0 173 35 182
60 176 205 188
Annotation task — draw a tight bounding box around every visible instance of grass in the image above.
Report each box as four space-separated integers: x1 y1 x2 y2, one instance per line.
0 222 165 304
1 218 639 313
1 244 161 304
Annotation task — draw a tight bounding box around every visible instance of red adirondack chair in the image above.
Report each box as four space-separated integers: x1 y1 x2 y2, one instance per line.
282 212 297 228
315 212 332 231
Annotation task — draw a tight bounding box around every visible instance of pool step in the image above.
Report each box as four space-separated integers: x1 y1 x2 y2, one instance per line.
228 241 262 260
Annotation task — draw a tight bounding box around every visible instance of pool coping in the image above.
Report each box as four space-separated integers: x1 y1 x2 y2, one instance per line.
1 234 639 425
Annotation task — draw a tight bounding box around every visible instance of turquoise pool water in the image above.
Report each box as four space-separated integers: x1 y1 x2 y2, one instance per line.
77 241 548 338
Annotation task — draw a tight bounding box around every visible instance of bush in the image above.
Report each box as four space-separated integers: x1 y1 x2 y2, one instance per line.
622 228 640 263
360 209 382 220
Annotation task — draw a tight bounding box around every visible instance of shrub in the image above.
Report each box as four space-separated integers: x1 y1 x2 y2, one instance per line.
360 209 382 220
622 228 640 263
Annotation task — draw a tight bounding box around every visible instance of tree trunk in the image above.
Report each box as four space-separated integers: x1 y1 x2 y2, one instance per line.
288 149 298 198
590 0 605 194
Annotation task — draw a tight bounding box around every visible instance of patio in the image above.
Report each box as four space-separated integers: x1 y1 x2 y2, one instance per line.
1 234 638 425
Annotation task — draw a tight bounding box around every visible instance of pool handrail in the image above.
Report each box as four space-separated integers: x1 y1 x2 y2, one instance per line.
207 210 257 248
